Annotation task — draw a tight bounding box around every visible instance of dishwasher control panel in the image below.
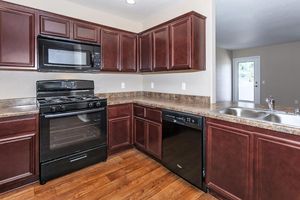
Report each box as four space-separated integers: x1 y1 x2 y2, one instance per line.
162 110 203 129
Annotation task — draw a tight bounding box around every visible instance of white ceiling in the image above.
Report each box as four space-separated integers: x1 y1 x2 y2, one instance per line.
66 0 182 21
217 0 300 50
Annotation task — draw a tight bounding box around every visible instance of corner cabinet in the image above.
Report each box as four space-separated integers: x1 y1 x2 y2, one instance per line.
138 12 206 72
133 105 162 159
138 32 153 72
206 118 300 200
0 3 36 68
0 115 39 193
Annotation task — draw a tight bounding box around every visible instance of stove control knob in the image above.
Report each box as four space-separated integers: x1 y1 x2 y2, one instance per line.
95 101 101 107
50 106 56 112
88 102 94 108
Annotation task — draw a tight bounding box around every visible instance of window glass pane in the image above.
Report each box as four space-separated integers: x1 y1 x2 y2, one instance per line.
238 62 254 101
48 49 87 66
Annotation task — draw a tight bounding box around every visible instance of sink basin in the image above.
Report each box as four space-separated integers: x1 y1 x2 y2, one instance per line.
218 107 268 118
263 113 300 127
218 107 300 128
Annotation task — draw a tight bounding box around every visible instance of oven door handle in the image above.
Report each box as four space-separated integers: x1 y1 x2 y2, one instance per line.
43 107 105 119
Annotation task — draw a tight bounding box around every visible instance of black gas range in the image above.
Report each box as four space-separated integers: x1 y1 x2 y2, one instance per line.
37 80 107 184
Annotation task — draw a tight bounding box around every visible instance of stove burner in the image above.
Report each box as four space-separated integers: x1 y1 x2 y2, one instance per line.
38 95 101 106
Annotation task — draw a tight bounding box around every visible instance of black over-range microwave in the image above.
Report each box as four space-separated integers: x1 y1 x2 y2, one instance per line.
38 36 101 72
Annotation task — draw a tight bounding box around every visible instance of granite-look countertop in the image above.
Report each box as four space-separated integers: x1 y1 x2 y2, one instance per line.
0 98 39 118
1 96 299 136
108 97 300 136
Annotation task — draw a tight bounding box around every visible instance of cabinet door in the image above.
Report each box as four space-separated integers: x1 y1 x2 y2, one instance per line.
73 22 99 43
138 32 152 72
101 29 120 71
206 121 253 200
153 26 169 71
147 122 162 159
134 117 147 149
120 33 137 72
108 116 131 152
170 17 192 70
0 6 35 67
0 115 38 193
40 14 71 38
254 134 300 200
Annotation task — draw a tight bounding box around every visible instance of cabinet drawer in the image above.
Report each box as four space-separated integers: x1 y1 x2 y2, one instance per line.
134 105 145 118
108 104 131 119
0 115 37 138
146 108 162 123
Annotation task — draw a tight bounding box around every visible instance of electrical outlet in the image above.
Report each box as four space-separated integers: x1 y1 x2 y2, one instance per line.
150 82 155 89
181 82 186 90
121 82 126 89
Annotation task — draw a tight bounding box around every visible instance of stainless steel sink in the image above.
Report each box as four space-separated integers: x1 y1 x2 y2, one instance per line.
263 113 300 127
218 107 300 128
218 107 268 118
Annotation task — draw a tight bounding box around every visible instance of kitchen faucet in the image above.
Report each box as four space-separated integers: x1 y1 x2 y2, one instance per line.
266 96 275 111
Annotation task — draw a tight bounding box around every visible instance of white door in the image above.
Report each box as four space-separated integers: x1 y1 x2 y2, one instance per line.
233 56 260 104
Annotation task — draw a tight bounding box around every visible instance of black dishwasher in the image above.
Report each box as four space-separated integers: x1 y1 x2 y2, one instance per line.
162 110 205 190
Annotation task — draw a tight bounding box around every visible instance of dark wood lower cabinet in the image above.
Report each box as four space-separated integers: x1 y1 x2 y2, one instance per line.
206 120 253 200
133 105 162 160
254 134 300 200
108 104 133 154
146 121 162 159
0 115 39 193
133 117 147 149
206 118 300 200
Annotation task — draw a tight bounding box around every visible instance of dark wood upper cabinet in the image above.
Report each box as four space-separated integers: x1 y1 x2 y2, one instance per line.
73 22 99 43
170 17 191 70
39 14 71 38
138 32 153 72
206 119 253 200
101 29 120 72
153 26 169 71
120 33 137 72
138 12 206 72
170 14 206 70
254 134 300 200
0 115 39 193
0 5 35 68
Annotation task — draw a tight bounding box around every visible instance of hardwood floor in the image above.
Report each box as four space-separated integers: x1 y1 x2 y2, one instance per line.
0 149 216 200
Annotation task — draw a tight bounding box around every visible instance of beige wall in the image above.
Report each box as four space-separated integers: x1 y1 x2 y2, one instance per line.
233 41 300 106
142 0 216 102
216 48 232 102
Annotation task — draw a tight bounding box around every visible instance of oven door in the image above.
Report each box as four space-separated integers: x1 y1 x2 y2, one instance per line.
38 36 100 72
40 107 107 162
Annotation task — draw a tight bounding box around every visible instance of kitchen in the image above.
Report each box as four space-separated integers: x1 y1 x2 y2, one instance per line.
0 0 299 200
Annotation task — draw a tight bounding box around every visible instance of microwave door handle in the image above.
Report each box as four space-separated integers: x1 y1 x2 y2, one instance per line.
91 53 95 68
44 108 105 119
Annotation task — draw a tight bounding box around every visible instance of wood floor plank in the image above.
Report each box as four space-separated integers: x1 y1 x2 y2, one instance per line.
0 149 216 200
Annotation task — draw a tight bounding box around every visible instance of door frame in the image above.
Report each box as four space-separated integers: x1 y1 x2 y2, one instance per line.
233 56 261 104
